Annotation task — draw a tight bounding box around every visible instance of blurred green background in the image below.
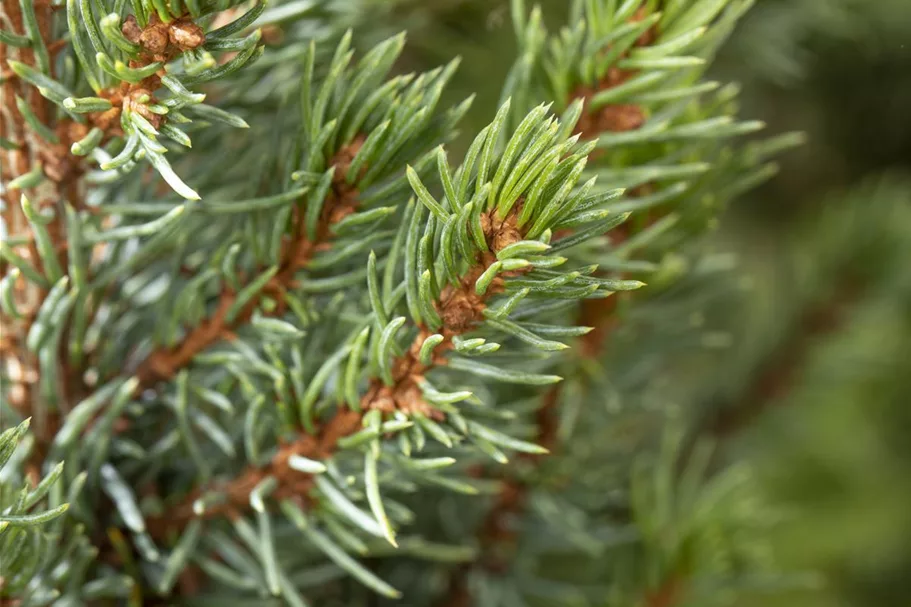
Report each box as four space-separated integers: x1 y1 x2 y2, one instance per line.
368 0 911 604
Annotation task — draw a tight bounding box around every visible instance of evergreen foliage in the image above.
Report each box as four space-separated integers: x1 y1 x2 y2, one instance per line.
0 0 832 605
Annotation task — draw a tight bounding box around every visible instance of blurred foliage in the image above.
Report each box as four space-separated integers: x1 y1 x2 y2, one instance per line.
729 177 911 607
718 0 911 214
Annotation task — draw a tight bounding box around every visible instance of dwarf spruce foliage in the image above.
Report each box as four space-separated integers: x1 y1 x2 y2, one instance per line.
2 0 795 605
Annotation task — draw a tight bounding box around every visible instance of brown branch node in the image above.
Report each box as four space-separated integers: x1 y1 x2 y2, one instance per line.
573 7 657 140
360 205 528 422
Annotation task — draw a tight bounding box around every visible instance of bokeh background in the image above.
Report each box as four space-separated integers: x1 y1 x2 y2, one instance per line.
360 0 911 604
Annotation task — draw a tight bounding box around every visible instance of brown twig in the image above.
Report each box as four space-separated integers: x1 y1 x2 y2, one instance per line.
644 574 685 607
707 277 864 438
147 409 365 538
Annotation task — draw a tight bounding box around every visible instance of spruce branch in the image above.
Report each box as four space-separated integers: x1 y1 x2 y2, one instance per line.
125 30 463 391
354 98 635 430
3 18 465 602
359 179 537 419
0 0 268 479
0 1 821 604
443 4 669 593
132 100 635 600
440 1 801 603
4 0 264 200
145 408 365 537
48 34 474 599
